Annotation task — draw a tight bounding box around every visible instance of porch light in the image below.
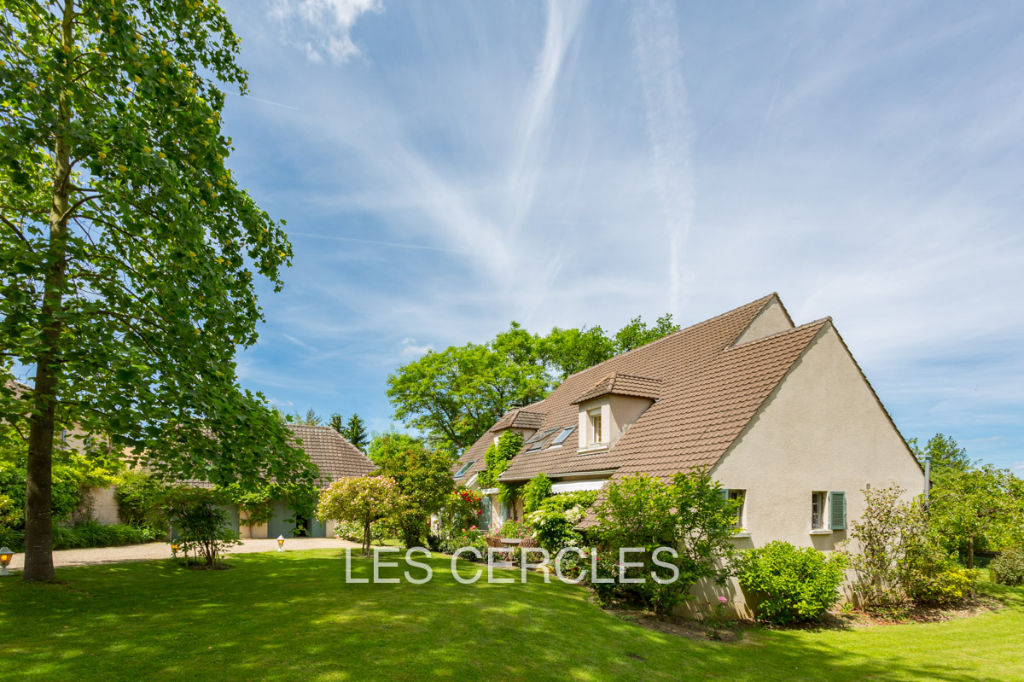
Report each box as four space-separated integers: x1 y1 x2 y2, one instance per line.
277 535 285 552
0 547 12 576
170 542 180 557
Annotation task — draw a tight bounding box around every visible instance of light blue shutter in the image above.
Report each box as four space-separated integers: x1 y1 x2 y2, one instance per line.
830 491 846 530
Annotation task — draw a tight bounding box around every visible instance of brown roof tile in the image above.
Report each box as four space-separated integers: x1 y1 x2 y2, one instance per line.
287 424 376 486
453 294 831 489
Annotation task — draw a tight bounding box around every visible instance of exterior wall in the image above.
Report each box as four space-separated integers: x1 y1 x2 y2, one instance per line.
75 485 121 525
239 510 269 539
733 298 793 346
698 325 924 618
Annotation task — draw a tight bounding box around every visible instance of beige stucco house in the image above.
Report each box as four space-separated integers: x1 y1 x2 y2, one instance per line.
452 293 924 613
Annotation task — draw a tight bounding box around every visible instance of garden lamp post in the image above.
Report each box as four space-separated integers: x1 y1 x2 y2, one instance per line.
0 547 13 576
277 535 285 552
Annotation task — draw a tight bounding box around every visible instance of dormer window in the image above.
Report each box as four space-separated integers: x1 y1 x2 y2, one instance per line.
587 408 603 445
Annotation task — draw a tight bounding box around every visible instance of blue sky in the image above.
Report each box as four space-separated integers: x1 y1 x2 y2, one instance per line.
217 0 1024 471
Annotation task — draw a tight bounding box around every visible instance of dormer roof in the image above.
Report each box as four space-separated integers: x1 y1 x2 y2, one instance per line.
570 372 662 405
489 408 546 432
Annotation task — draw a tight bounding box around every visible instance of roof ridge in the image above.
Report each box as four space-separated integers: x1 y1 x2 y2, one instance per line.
728 316 831 349
559 293 777 382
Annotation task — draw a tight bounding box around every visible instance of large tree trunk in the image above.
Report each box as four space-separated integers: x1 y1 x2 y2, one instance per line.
966 536 975 570
24 0 74 583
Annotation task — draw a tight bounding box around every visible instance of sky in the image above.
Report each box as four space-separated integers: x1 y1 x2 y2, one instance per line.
216 0 1024 471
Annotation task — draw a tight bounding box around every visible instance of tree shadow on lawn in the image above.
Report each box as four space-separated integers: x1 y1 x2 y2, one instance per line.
0 549 1009 681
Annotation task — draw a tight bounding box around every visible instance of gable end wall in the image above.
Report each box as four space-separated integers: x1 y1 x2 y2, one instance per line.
711 324 924 550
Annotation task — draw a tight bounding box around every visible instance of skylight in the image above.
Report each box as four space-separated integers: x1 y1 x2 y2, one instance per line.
525 428 557 444
550 426 576 446
454 461 475 478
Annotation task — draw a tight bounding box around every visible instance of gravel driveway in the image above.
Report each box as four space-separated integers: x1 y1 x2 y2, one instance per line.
5 537 360 571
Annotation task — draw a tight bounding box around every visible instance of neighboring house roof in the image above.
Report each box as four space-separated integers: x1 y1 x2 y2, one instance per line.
570 372 662 404
286 424 376 486
453 293 833 485
183 424 375 490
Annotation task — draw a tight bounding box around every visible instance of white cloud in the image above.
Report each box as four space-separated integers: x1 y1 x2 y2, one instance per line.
400 338 433 358
269 0 382 63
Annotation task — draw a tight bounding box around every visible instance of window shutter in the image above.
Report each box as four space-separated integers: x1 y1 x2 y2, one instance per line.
830 491 846 530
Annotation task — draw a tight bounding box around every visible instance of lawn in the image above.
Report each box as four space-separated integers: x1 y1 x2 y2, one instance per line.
1 549 1022 680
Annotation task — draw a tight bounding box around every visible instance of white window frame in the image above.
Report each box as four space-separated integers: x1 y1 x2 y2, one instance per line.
727 489 746 530
588 408 603 445
810 490 830 533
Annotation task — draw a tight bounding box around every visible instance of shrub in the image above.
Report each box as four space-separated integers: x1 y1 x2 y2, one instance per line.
440 526 487 556
522 473 552 514
990 547 1024 586
52 521 160 549
499 519 532 539
525 491 597 554
734 541 848 624
114 470 165 526
161 488 240 568
333 519 390 545
910 566 978 606
590 470 739 616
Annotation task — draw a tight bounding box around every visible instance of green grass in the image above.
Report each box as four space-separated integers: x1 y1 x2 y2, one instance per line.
1 550 1022 680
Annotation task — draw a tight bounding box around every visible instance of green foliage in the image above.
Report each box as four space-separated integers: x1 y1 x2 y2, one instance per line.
434 488 483 548
525 491 597 553
52 521 159 550
1 0 315 578
733 541 848 624
367 432 422 466
590 470 740 615
522 473 552 514
437 526 487 556
909 566 978 606
991 548 1024 586
329 414 344 433
498 519 532 539
386 315 679 450
333 519 390 545
113 470 164 526
909 433 970 474
613 314 680 354
929 464 1019 567
372 436 455 548
316 475 401 555
386 342 548 452
160 487 239 568
294 409 323 426
478 431 523 489
342 414 369 451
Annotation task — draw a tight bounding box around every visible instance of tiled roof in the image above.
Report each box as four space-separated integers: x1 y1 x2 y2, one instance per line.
571 372 662 404
489 408 547 432
287 424 376 486
453 294 830 488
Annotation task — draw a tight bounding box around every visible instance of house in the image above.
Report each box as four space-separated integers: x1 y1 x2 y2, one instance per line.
452 294 924 606
238 424 376 539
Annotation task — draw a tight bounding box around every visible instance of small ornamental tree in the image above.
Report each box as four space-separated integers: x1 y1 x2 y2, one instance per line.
317 475 399 556
161 487 239 568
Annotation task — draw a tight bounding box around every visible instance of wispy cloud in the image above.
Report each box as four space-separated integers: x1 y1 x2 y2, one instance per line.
630 0 694 314
269 0 382 64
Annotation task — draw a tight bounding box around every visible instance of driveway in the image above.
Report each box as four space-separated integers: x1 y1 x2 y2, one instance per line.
5 537 360 571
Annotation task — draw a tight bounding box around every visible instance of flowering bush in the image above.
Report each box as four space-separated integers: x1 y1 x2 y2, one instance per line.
525 491 598 554
317 475 401 555
499 519 532 539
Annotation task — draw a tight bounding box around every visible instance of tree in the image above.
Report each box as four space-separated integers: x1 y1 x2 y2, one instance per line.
328 413 344 433
613 314 680 354
387 314 680 450
0 1 314 580
371 435 454 547
537 326 615 379
910 433 970 475
386 344 548 452
929 465 1014 568
295 409 322 426
316 475 400 556
161 486 240 568
343 414 368 451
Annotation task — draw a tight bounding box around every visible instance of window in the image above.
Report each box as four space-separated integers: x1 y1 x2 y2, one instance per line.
811 491 827 530
588 408 603 445
726 489 745 529
454 461 475 478
550 425 575 446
